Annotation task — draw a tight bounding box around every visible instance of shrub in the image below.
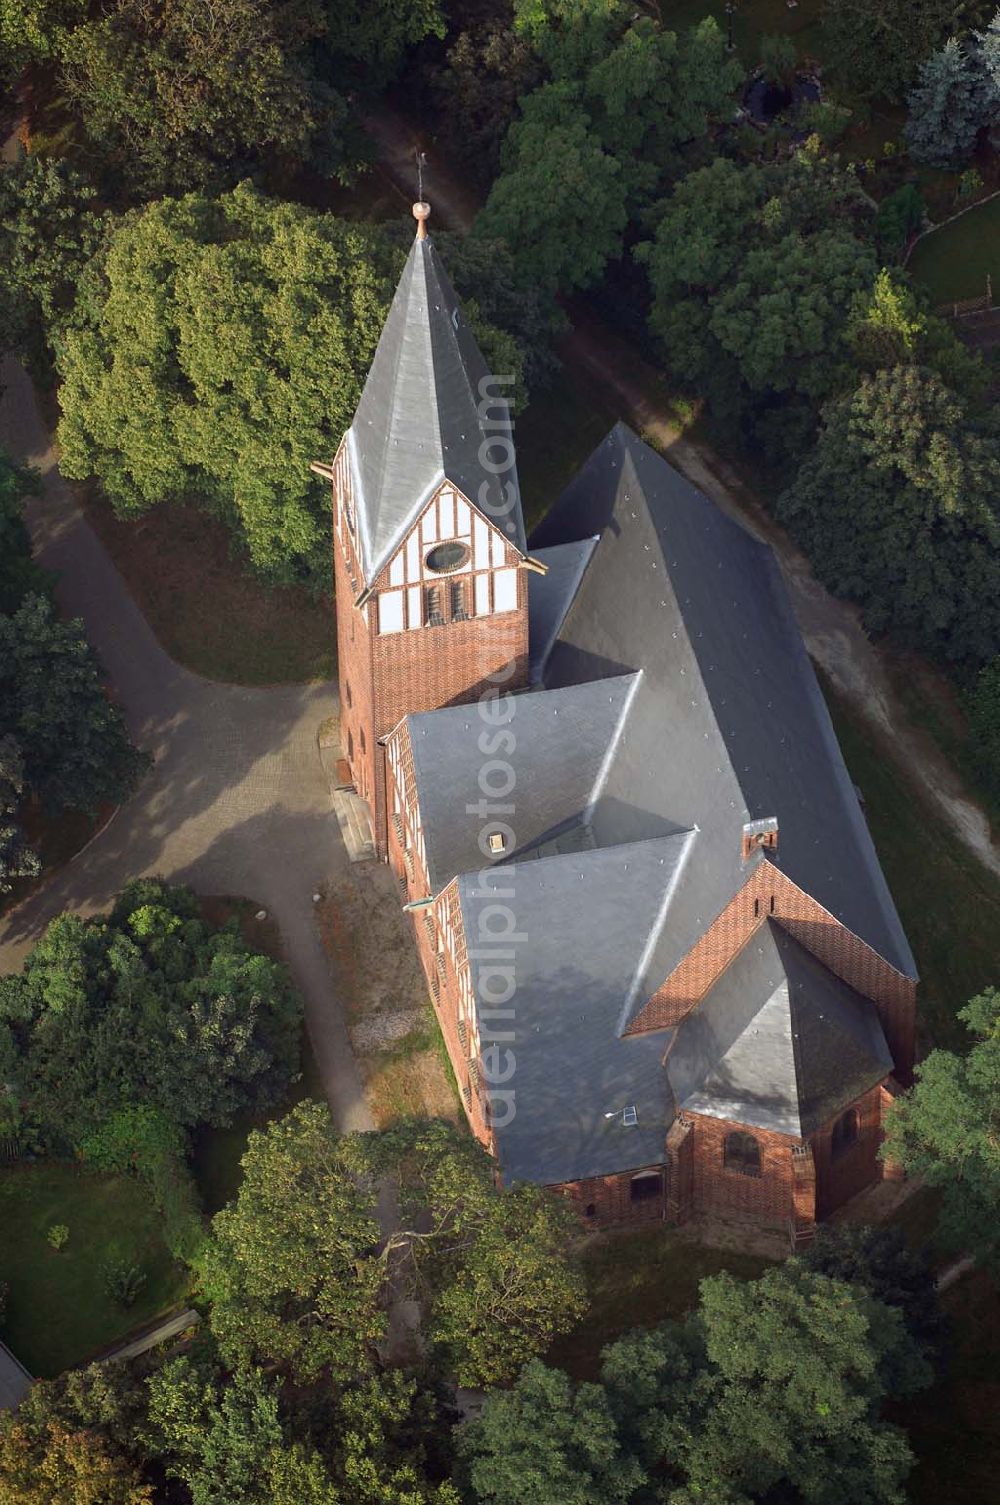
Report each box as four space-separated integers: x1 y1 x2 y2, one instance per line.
47 1224 69 1252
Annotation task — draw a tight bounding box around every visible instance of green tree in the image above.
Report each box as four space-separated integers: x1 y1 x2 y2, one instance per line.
374 1119 587 1387
56 185 400 588
882 987 1000 1263
875 183 926 258
328 0 445 88
638 149 877 459
0 880 302 1146
0 156 103 364
0 1419 153 1505
906 36 987 166
847 268 987 398
0 593 148 816
821 0 992 104
777 365 1000 663
198 1102 384 1382
429 21 544 187
0 0 84 73
146 1358 341 1505
0 735 39 896
454 1358 644 1505
58 0 351 198
603 1264 928 1503
760 32 798 87
0 449 47 614
802 1223 947 1365
473 84 628 300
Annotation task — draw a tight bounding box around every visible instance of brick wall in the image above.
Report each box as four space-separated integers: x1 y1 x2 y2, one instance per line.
552 1164 667 1228
687 1111 802 1228
628 859 916 1083
809 1084 886 1219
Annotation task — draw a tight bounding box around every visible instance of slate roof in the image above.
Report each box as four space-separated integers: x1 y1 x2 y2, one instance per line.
458 834 695 1185
666 922 893 1137
531 424 917 1013
346 234 527 582
407 672 642 893
0 1341 31 1412
527 539 598 683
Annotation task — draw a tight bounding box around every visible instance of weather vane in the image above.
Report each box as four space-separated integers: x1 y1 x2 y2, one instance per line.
416 149 427 202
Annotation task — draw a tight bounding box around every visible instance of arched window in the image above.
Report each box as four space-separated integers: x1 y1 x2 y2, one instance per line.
831 1109 860 1159
630 1170 663 1203
584 1203 597 1218
724 1131 761 1177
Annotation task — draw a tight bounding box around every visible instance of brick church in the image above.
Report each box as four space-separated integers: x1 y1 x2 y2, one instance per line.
321 203 917 1246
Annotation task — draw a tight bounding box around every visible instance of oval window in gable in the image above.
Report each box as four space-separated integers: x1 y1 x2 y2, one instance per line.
425 541 470 574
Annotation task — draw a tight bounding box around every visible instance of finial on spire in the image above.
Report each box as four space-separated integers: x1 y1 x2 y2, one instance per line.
412 201 431 240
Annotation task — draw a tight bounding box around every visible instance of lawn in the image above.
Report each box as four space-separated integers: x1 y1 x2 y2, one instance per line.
898 1269 1000 1504
908 194 1000 305
549 1225 772 1380
822 679 1000 1052
0 1163 190 1377
80 489 335 686
661 0 823 61
516 367 622 532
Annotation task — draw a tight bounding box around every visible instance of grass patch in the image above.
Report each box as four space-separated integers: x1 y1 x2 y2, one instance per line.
884 653 1000 837
80 489 334 685
0 1163 190 1377
516 367 622 532
899 1269 1000 1504
550 1224 772 1380
821 678 1000 1051
662 0 823 61
909 195 1000 305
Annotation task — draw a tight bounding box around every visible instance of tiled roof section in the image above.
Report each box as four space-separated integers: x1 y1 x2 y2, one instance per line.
346 234 527 582
458 833 695 1186
527 538 599 683
530 424 916 998
667 922 893 1137
406 672 643 893
0 1341 31 1412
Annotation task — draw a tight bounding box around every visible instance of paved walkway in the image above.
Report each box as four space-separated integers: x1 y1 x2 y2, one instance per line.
0 358 372 1134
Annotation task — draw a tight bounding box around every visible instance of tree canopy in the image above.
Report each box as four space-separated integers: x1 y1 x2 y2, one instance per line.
458 1261 927 1504
821 0 993 103
778 365 1000 664
882 987 1000 1264
473 13 739 300
0 880 302 1147
637 148 879 460
373 1119 587 1386
0 155 103 365
198 1101 385 1383
57 185 396 588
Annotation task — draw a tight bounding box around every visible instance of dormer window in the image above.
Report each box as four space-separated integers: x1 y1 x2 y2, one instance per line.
426 541 469 574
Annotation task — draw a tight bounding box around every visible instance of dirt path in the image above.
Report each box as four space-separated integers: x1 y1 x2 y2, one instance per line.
363 103 1000 882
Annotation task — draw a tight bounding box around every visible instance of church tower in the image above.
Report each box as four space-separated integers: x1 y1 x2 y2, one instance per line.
322 203 530 857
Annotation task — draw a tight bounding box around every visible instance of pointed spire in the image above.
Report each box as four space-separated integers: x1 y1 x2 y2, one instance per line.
345 226 527 584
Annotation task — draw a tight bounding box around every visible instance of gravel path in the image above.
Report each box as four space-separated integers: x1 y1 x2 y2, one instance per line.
0 357 373 1133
